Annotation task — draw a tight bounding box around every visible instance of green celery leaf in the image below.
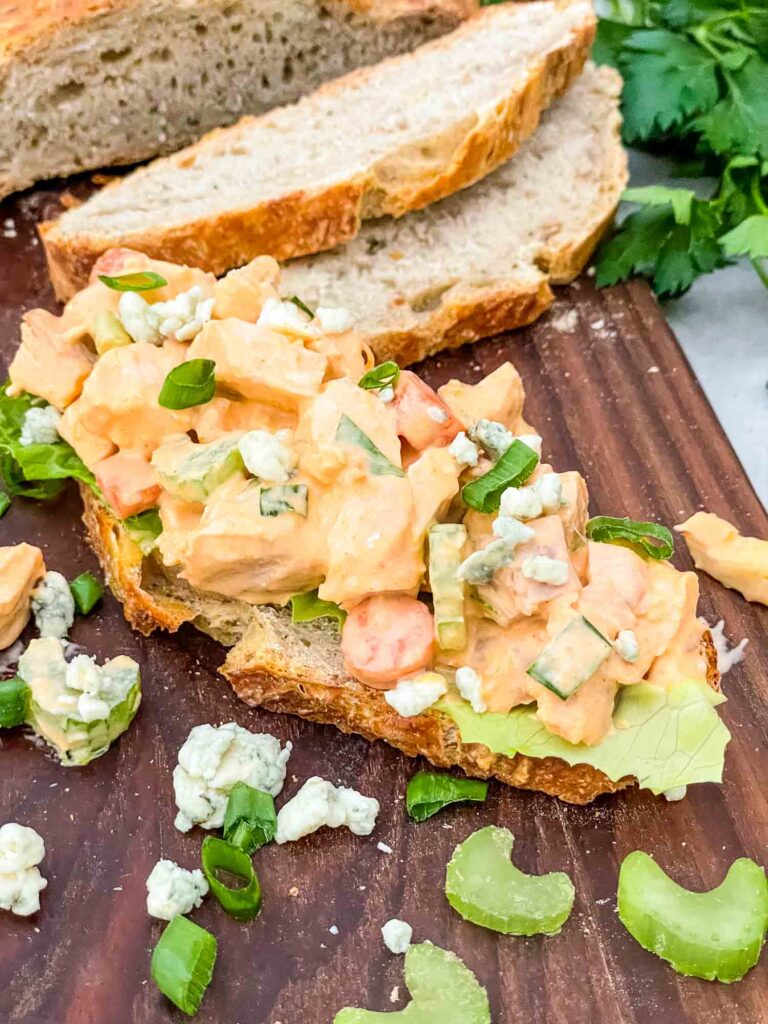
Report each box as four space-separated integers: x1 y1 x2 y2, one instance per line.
593 19 636 69
436 678 730 795
697 56 768 158
620 29 719 142
595 205 676 286
719 214 768 257
623 185 696 224
653 198 726 296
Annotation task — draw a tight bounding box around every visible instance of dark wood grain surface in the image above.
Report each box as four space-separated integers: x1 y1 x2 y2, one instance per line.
0 185 766 1024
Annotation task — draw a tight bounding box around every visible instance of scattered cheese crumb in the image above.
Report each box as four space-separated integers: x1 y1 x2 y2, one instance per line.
521 555 569 585
377 842 393 855
381 918 412 954
384 672 447 718
455 666 487 714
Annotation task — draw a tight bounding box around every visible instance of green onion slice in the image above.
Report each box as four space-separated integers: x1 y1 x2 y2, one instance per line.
151 915 217 1017
69 572 104 615
0 492 9 518
201 836 262 921
359 361 400 392
98 271 168 292
290 589 347 628
406 771 488 822
0 677 29 729
158 359 216 410
288 295 315 319
461 440 538 514
223 783 276 854
259 484 308 517
586 516 674 561
334 413 404 477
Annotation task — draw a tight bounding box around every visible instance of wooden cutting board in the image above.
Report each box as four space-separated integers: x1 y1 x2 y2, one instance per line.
1 185 766 1024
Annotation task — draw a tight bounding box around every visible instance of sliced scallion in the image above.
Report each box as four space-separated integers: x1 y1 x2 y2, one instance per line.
0 678 29 728
98 270 168 292
158 359 216 410
461 440 538 513
223 783 276 854
406 771 488 822
359 361 400 392
334 413 404 477
288 295 315 319
586 516 674 560
151 915 217 1017
69 572 104 615
289 589 346 628
201 836 262 921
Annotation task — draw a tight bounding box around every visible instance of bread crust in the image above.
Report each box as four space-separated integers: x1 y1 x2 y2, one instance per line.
0 0 475 64
80 486 720 804
40 2 595 300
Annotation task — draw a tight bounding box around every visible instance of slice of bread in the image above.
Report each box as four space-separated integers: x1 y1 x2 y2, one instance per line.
79 484 720 807
40 0 596 300
281 64 627 365
0 0 475 201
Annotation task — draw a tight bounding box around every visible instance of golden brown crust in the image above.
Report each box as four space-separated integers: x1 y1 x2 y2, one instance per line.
80 487 720 804
0 0 475 64
40 3 595 300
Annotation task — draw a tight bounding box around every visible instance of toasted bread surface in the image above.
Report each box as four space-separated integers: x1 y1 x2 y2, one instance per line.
80 486 720 805
40 0 595 299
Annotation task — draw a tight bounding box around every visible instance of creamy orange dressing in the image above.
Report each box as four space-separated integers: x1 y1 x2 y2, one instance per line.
9 248 714 747
0 544 45 649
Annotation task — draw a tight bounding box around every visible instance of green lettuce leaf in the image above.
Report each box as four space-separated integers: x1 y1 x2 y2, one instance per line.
436 679 730 794
0 383 96 499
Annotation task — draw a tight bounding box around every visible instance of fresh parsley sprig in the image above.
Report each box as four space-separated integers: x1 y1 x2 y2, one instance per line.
595 0 768 295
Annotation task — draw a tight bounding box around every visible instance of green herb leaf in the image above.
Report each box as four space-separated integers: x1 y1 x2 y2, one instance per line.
0 678 29 729
461 440 538 514
719 213 768 257
288 295 315 319
696 56 768 159
619 28 719 143
586 515 674 560
358 361 400 392
98 270 168 292
158 359 216 410
201 836 262 921
69 572 104 615
0 383 96 500
290 589 347 627
623 185 696 225
0 492 9 517
223 783 277 854
151 916 217 1017
334 413 404 477
406 771 488 822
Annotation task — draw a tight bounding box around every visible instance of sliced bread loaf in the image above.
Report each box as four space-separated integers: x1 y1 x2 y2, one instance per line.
0 0 475 200
280 63 627 366
40 0 596 299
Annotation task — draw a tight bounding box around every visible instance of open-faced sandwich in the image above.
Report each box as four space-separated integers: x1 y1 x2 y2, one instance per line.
3 246 729 804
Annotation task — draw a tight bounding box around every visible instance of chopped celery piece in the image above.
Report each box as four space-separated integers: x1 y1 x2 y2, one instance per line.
427 524 467 651
152 435 243 503
260 484 308 517
527 615 611 699
18 637 141 767
334 942 490 1023
445 826 575 936
93 310 132 355
618 851 768 983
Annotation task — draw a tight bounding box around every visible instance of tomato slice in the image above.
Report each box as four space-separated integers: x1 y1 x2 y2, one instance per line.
341 593 434 687
390 371 463 451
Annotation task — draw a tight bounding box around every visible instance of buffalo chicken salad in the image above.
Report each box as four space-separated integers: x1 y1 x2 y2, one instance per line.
3 248 728 797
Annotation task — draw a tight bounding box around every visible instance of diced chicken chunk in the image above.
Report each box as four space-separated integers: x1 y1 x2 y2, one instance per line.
438 363 526 430
212 256 280 322
8 310 95 410
0 544 46 649
389 371 463 451
95 452 161 518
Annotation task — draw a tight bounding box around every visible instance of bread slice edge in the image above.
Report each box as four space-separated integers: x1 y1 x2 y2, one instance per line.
41 2 595 300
